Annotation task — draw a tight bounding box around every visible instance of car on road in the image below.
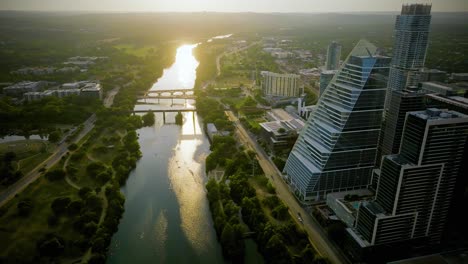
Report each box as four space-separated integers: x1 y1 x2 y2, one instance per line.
297 212 303 223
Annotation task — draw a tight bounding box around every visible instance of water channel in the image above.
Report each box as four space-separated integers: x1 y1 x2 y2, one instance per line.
108 37 263 263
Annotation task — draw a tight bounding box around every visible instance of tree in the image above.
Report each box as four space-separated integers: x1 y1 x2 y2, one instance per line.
45 169 66 181
37 233 65 257
142 112 155 126
175 112 183 125
48 130 62 143
51 197 71 215
17 199 33 217
272 204 289 220
3 152 16 163
78 187 92 199
67 200 84 216
68 143 78 151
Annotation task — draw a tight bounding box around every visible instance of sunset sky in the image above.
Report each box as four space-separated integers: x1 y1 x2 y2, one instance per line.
1 0 467 12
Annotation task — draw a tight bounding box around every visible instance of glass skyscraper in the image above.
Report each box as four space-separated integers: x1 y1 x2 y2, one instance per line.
283 40 391 202
325 41 342 71
384 4 432 109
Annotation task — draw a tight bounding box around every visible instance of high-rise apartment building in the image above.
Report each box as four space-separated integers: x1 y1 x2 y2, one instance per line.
325 41 342 70
385 4 432 109
351 109 468 249
283 40 391 202
261 71 300 97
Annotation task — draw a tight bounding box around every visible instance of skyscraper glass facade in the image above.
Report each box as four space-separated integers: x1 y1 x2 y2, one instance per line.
284 40 391 201
385 4 431 108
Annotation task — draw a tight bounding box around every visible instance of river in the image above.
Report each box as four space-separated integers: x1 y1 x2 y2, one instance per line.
107 37 262 264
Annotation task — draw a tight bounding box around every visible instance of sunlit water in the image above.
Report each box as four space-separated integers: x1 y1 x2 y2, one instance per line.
107 43 225 264
150 44 199 91
108 39 262 264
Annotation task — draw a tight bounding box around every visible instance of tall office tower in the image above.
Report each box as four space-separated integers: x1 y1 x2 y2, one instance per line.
283 40 391 202
351 109 468 248
372 91 427 189
319 70 338 97
325 41 342 70
384 4 432 109
261 71 301 97
378 91 427 158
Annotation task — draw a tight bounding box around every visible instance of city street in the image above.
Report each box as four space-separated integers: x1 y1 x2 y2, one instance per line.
226 110 349 264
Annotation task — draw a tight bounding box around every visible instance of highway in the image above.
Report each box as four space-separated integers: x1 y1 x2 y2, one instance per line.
0 114 96 208
226 111 349 264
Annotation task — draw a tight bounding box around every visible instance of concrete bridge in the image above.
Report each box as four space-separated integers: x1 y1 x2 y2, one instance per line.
133 108 197 123
140 89 195 97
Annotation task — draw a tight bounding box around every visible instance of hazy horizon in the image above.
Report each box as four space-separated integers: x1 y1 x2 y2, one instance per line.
1 0 467 13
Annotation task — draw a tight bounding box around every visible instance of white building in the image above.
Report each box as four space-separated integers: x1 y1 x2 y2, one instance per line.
261 71 300 98
81 83 102 100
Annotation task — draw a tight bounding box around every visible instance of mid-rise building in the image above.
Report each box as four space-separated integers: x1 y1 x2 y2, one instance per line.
261 71 300 97
385 4 432 108
81 83 102 100
3 81 47 97
283 40 391 202
421 81 468 96
325 41 342 70
451 73 468 82
349 109 468 252
416 68 447 83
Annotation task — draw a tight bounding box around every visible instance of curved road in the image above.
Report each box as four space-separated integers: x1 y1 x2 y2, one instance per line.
226 111 349 264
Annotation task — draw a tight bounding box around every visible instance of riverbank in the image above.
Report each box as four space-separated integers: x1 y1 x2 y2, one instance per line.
0 43 178 263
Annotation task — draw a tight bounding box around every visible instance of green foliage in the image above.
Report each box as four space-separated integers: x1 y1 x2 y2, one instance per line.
0 96 101 132
272 204 289 220
17 199 33 217
86 162 107 176
175 112 183 125
68 143 78 151
36 233 65 257
78 187 92 199
51 197 71 215
45 169 66 181
48 130 62 143
0 151 22 185
272 156 286 171
142 112 155 127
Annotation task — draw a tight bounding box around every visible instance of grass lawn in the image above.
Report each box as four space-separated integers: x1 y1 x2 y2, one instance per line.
0 140 48 160
18 152 53 175
114 44 158 57
215 75 252 88
0 177 81 261
1 140 56 190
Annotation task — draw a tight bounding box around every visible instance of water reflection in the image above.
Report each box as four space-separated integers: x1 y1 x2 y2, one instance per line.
207 34 233 42
168 113 211 253
151 44 199 91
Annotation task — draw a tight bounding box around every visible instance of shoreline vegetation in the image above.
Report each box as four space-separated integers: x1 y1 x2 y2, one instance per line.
0 43 178 263
194 42 327 263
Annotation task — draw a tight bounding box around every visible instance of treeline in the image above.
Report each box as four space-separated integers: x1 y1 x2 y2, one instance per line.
195 96 234 132
0 152 23 186
0 95 101 135
193 42 228 89
205 143 326 263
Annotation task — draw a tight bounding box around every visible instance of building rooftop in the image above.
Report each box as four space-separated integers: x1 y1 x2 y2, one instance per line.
410 108 467 121
362 201 386 217
401 4 431 15
207 123 218 133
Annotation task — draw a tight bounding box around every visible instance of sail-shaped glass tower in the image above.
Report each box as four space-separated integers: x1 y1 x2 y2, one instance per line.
283 40 391 202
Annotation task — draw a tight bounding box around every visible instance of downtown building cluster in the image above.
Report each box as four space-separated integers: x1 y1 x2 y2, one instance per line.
282 3 468 262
